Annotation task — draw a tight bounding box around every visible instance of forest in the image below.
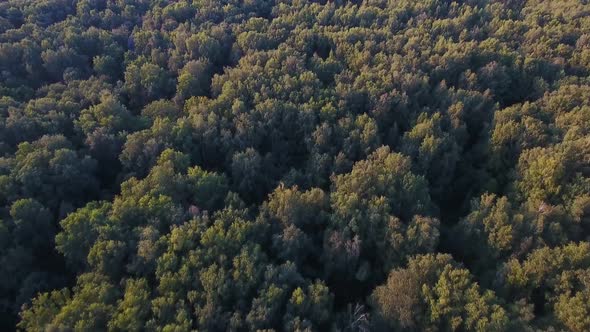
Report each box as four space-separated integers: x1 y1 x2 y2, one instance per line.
1 0 590 331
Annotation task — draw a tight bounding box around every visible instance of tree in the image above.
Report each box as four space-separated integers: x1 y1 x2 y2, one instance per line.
56 201 111 271
175 59 212 102
325 146 437 282
11 135 98 211
371 254 512 331
109 278 151 332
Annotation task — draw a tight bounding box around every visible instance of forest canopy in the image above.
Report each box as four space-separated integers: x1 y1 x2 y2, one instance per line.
1 0 590 331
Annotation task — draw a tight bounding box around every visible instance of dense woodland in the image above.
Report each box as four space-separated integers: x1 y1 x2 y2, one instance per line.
1 0 590 330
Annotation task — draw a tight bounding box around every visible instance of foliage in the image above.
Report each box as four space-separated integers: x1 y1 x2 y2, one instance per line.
0 0 589 330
